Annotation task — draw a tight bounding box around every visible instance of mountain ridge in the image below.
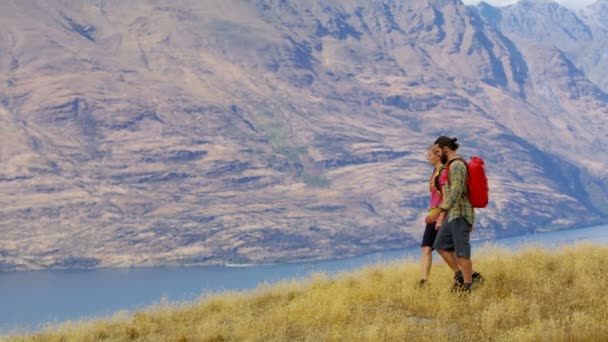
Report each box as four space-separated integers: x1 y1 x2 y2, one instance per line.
0 0 606 271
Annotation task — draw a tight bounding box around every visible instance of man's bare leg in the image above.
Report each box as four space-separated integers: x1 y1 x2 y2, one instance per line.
457 258 473 283
437 249 460 273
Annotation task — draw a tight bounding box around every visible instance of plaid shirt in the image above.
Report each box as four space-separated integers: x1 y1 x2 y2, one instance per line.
439 157 475 226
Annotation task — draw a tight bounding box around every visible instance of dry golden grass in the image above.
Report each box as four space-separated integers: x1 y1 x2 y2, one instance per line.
6 244 608 341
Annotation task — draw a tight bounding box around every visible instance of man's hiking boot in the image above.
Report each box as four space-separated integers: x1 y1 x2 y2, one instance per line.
454 271 484 285
472 272 484 285
454 271 464 284
417 279 428 288
451 271 483 292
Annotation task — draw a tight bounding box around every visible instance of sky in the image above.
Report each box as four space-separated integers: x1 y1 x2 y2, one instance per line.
461 0 597 10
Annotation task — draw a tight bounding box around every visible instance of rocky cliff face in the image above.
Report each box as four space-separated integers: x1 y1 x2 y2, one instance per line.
0 0 606 271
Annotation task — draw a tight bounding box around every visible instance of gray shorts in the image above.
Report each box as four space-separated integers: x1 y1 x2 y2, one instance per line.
433 217 472 259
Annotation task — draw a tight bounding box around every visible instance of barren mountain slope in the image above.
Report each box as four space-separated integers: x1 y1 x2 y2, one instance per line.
0 0 606 271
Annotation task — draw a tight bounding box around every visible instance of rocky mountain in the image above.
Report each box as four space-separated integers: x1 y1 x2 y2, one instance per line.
1 0 607 271
478 0 608 93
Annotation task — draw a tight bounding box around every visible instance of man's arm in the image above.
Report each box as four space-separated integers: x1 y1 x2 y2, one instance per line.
439 160 466 212
435 211 446 230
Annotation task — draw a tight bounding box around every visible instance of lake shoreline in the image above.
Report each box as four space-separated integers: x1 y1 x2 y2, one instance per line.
3 220 607 274
2 223 608 335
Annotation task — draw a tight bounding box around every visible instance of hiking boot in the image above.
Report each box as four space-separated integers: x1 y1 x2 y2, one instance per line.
417 279 428 288
454 271 464 284
472 272 484 285
454 271 484 285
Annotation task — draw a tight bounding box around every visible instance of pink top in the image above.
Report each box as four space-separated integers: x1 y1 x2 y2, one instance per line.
429 167 447 209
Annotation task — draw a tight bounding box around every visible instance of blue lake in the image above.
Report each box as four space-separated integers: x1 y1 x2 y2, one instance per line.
1 223 607 335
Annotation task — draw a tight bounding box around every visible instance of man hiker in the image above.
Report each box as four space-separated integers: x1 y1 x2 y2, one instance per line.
431 136 482 291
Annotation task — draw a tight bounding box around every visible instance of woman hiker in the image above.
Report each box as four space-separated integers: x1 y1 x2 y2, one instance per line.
418 145 447 288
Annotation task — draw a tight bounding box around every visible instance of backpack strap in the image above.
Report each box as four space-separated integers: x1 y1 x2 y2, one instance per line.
446 157 466 186
433 166 446 194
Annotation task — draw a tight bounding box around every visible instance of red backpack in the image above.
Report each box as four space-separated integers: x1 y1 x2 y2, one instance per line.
446 156 489 208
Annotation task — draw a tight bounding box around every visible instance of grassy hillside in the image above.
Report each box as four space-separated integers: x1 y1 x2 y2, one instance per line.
6 244 608 341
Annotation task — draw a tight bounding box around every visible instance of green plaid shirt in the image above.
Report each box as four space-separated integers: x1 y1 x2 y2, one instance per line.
439 158 475 226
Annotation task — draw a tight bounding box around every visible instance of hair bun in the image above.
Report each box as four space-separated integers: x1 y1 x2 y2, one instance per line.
451 137 458 143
